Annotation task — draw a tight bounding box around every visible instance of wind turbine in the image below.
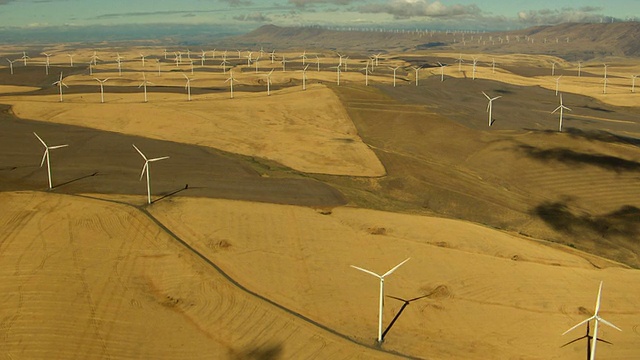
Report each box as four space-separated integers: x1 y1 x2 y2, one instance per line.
330 65 341 86
270 50 276 64
225 70 235 99
6 59 16 75
602 64 608 94
482 91 501 126
578 61 582 77
374 53 382 66
456 54 464 72
491 58 497 74
139 73 153 103
246 51 253 66
315 55 321 72
183 73 193 101
631 75 637 93
472 57 478 80
360 62 371 86
281 56 288 72
94 78 110 103
562 281 622 360
551 61 557 76
42 52 51 75
115 55 124 76
552 94 571 132
90 51 100 66
132 144 169 205
253 56 260 73
351 258 410 343
412 66 421 86
52 72 68 102
302 64 309 90
300 50 307 65
263 69 274 96
21 51 29 66
561 321 613 360
156 59 161 76
67 53 74 67
163 49 168 59
437 62 446 82
34 132 68 189
389 66 400 87
140 53 147 67
555 75 562 96
220 59 229 74
199 50 206 66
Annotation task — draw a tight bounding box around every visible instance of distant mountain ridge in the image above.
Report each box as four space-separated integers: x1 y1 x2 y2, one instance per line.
227 22 640 59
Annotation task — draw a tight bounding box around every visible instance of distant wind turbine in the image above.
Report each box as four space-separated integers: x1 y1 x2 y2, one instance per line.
67 54 74 67
132 144 169 205
552 94 571 132
471 57 478 80
456 54 464 72
140 53 147 67
315 55 321 72
183 73 193 101
437 62 446 81
225 70 235 99
412 66 421 86
34 132 68 189
631 74 637 93
21 51 29 66
555 75 562 96
389 66 400 87
52 72 68 102
351 258 410 343
94 77 110 103
139 73 153 103
602 63 608 94
361 62 371 86
6 59 16 75
42 52 51 75
199 50 206 66
264 69 274 96
330 65 341 86
482 91 501 126
302 64 309 90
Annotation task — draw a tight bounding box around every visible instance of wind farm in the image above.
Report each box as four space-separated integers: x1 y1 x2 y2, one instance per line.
0 19 639 360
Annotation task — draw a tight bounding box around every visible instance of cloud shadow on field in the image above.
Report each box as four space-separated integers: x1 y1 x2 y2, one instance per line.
526 128 640 148
231 343 283 360
517 145 640 173
533 201 640 238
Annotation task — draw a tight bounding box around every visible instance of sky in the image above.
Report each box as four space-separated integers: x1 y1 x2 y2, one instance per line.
0 0 637 41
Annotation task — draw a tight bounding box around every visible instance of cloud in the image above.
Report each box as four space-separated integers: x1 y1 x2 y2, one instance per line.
0 0 18 4
517 7 606 25
233 12 271 22
220 0 253 6
289 0 357 7
358 0 482 20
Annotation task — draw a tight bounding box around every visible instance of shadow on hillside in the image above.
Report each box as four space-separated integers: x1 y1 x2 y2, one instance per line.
231 343 283 360
533 201 640 238
517 145 640 173
526 128 640 148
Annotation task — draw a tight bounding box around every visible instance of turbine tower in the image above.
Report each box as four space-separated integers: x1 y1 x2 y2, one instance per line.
412 66 421 86
6 59 16 75
34 132 68 189
225 70 235 99
132 144 169 205
351 258 410 343
437 62 446 82
264 69 274 96
562 281 622 360
302 64 309 90
139 73 154 103
389 66 400 87
182 73 193 101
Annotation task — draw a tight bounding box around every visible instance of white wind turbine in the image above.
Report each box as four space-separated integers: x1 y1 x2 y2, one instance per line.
437 62 446 82
270 50 276 64
389 66 400 87
552 94 571 132
330 65 341 86
156 59 161 76
471 57 478 80
342 56 349 72
115 54 124 76
6 59 16 75
189 59 194 75
602 63 608 94
220 59 229 74
315 55 321 72
42 52 51 75
183 73 193 101
253 56 260 73
555 75 562 96
302 64 309 90
21 51 30 66
90 51 100 66
491 58 497 74
263 69 274 96
374 52 382 66
34 132 68 189
140 53 147 67
163 49 168 59
246 51 253 66
94 77 110 103
52 72 68 102
412 66 421 86
562 281 621 360
578 61 582 77
139 73 154 103
67 53 74 67
630 75 637 93
281 56 288 72
199 50 207 66
361 62 371 86
482 91 501 126
300 50 307 65
551 61 557 76
225 70 235 99
456 54 464 72
132 144 169 205
351 258 410 343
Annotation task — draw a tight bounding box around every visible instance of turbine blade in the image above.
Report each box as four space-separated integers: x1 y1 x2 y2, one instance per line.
139 162 147 181
382 257 410 278
552 106 561 114
595 281 603 315
40 150 48 167
148 156 169 162
132 144 147 160
598 317 622 331
562 317 594 335
482 91 490 100
48 144 68 150
33 132 47 147
350 265 382 278
492 96 502 101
